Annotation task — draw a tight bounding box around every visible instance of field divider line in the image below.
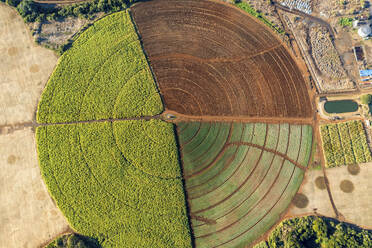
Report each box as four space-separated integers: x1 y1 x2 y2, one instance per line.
165 111 313 125
227 142 307 171
0 115 162 133
128 10 167 112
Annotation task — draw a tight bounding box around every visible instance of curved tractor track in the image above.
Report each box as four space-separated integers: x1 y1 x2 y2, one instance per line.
132 0 312 118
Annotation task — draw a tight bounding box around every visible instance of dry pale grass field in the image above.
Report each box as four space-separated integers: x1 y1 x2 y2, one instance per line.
287 164 372 229
0 128 69 248
285 169 335 218
0 3 57 126
0 3 69 248
327 163 372 229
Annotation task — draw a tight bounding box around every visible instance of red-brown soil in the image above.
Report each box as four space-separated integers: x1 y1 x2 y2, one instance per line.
132 0 312 118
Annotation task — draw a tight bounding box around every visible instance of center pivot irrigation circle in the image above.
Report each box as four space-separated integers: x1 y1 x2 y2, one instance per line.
37 0 313 247
132 0 312 118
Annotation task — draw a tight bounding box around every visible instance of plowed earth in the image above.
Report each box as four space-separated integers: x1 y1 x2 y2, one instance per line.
131 0 312 118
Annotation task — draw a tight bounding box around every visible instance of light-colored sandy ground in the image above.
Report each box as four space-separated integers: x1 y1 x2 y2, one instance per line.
327 163 372 229
0 3 57 126
286 169 336 218
0 128 70 248
286 164 372 229
0 4 69 248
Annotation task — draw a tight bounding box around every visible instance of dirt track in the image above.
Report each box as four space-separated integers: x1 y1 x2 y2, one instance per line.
132 0 312 118
164 110 313 125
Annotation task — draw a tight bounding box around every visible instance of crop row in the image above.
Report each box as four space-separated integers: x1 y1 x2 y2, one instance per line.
36 120 192 247
37 11 162 124
320 121 372 167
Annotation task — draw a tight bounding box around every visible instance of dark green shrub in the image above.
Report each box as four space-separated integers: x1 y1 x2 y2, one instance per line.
17 0 37 17
361 94 372 104
339 17 353 27
5 0 21 7
46 234 100 248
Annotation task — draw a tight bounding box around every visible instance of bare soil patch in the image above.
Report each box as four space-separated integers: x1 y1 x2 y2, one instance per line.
347 164 360 175
29 64 40 73
8 47 18 56
132 0 312 118
340 180 354 193
7 154 17 164
292 193 309 208
315 176 327 190
33 16 93 50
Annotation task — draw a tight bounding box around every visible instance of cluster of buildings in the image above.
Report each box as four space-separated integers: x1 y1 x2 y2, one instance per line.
280 0 312 14
360 69 372 82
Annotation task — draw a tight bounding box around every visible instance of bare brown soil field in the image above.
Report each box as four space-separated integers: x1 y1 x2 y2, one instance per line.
132 0 312 118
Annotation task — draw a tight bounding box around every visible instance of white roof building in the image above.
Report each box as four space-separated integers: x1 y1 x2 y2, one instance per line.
358 25 371 38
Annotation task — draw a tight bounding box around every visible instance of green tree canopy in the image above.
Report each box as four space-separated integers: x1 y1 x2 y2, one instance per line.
255 216 372 248
361 94 372 105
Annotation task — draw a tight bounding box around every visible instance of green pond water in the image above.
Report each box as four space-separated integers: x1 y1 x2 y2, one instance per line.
324 100 358 114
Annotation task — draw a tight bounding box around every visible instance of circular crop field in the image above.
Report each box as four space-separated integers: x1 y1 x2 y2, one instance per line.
132 0 312 118
36 1 313 248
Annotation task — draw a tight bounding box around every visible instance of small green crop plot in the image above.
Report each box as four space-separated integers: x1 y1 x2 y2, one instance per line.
37 11 162 123
37 121 191 247
320 121 372 167
233 1 284 34
177 122 313 247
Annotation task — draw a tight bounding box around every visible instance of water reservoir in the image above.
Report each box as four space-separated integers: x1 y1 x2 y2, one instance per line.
324 100 358 114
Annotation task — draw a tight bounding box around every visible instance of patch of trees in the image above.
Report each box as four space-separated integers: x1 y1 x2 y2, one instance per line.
0 0 138 23
46 233 100 248
361 94 372 105
255 216 372 248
